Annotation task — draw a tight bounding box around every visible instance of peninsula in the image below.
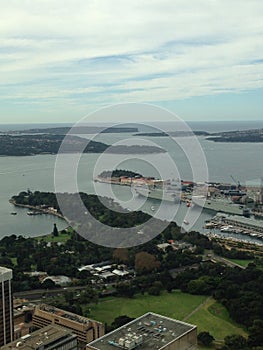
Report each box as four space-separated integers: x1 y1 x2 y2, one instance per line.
134 131 209 137
0 134 165 156
207 128 263 142
134 128 263 142
5 126 139 135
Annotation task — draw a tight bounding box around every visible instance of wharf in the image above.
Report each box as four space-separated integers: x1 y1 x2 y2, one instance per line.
207 213 263 239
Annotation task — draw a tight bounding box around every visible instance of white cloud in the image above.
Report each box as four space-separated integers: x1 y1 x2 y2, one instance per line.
0 0 263 117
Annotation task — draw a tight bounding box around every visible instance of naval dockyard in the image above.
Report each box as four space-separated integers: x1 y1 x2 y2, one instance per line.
95 170 263 243
188 179 263 242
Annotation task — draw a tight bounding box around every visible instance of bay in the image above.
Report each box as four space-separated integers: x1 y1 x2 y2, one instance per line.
0 121 263 245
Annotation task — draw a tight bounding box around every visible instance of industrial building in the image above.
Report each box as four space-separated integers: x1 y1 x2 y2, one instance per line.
33 304 104 346
0 266 14 347
2 325 78 350
86 312 197 350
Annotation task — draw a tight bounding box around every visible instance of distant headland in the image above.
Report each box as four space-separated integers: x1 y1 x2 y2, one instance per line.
135 128 263 143
207 128 263 142
3 126 139 135
0 134 165 156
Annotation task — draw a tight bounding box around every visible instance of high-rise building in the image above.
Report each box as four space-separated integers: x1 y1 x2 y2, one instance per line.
0 266 14 346
33 304 104 347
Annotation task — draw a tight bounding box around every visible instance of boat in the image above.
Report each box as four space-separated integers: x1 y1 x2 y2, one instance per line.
220 225 233 232
135 180 180 203
10 212 17 215
204 222 218 229
192 196 248 216
27 211 42 216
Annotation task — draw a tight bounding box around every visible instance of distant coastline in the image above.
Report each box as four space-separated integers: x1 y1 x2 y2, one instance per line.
0 134 165 156
3 126 139 135
135 128 263 143
207 128 263 142
134 131 209 137
1 124 263 143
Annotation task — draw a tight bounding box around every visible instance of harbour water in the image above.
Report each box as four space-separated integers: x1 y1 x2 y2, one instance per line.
0 121 263 243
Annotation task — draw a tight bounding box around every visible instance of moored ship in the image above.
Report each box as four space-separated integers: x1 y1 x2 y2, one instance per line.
135 181 181 203
192 196 248 216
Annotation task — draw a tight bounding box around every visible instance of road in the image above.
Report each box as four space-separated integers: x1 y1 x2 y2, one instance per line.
204 251 246 269
14 285 89 301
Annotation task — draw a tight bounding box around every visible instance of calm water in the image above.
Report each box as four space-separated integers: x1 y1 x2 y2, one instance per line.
0 121 263 244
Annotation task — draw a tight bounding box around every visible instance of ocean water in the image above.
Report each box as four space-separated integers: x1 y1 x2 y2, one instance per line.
0 121 262 244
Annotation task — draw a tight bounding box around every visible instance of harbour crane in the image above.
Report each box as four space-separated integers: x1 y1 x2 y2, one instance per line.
260 177 263 204
230 175 241 190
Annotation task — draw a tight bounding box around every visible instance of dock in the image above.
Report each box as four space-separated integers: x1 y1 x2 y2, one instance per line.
207 213 263 239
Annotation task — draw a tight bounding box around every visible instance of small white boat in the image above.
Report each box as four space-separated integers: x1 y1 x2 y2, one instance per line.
27 211 41 216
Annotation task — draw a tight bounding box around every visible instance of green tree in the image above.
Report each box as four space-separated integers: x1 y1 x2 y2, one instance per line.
52 223 59 237
135 252 160 273
64 291 74 305
197 331 214 346
41 278 56 289
79 287 98 304
112 315 134 329
248 319 263 347
148 281 163 296
187 276 216 295
113 248 129 263
116 282 136 298
224 334 247 350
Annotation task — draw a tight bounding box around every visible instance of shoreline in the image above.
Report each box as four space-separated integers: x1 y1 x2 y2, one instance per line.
203 231 263 248
9 198 263 247
9 199 65 220
9 199 72 240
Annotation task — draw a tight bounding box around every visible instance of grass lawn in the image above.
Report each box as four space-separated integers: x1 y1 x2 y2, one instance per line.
187 298 248 341
87 291 247 348
88 291 206 325
224 258 253 268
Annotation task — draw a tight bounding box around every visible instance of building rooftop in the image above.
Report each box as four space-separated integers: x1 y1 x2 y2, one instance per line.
41 275 71 286
0 266 12 282
2 325 77 350
36 304 103 326
88 313 196 350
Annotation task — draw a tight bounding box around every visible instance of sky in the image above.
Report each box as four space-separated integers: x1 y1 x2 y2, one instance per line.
0 0 263 124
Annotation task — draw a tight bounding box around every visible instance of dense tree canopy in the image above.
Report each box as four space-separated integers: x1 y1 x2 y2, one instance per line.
135 251 160 273
197 331 214 346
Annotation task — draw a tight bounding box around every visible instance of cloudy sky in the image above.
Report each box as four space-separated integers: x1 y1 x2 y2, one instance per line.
1 0 263 123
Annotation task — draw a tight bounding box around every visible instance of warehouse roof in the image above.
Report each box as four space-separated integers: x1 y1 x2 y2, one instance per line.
88 312 196 350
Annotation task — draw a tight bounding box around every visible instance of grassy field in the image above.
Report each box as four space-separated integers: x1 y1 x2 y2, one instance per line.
88 291 206 325
187 298 248 341
87 291 247 344
224 258 253 267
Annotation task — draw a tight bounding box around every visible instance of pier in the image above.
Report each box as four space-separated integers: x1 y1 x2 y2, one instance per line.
207 213 263 239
